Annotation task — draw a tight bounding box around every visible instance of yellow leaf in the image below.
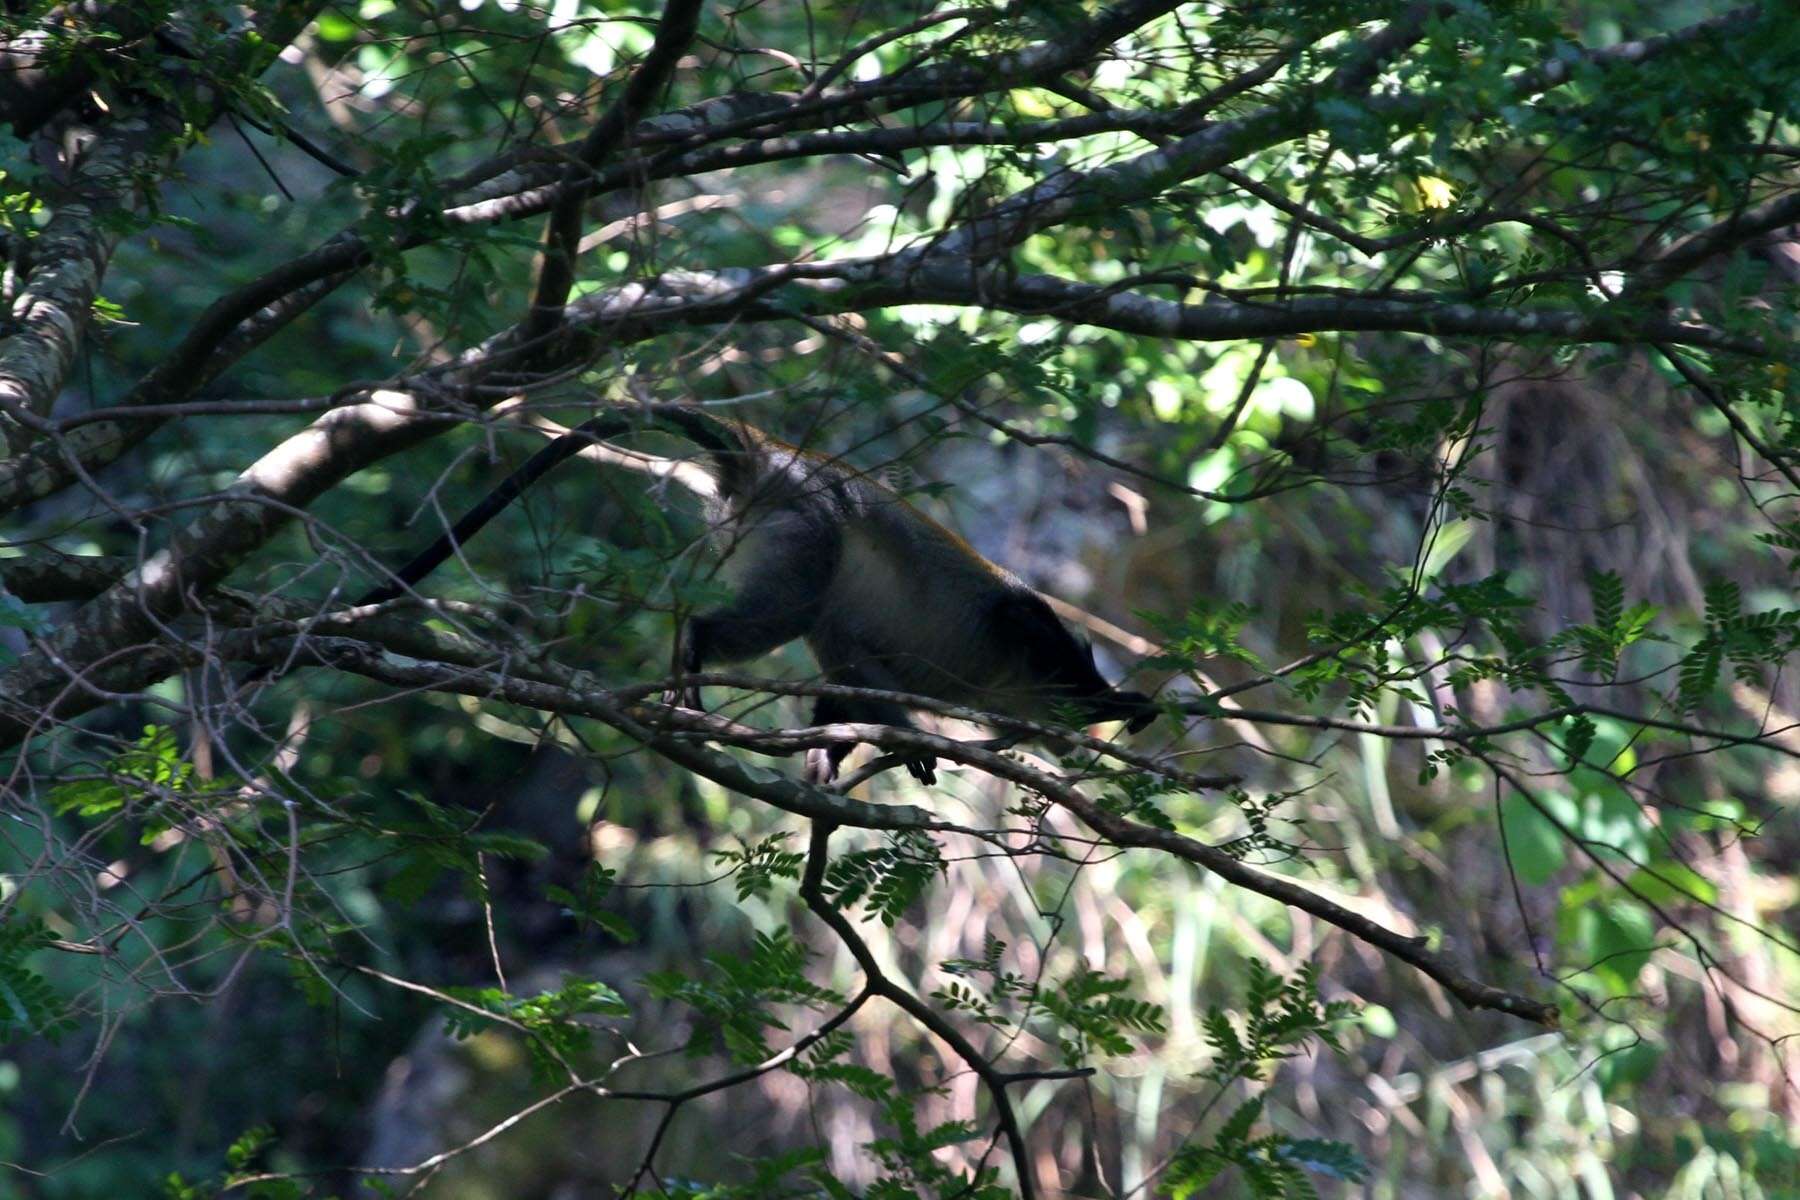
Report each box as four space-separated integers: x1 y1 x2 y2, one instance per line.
1415 174 1456 209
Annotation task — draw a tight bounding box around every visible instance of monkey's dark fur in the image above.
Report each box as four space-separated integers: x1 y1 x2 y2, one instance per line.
365 404 1156 785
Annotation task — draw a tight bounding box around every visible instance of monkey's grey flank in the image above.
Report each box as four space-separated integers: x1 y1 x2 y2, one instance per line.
362 403 1157 785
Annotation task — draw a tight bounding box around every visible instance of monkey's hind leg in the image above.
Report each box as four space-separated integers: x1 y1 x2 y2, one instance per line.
802 641 937 786
804 690 935 786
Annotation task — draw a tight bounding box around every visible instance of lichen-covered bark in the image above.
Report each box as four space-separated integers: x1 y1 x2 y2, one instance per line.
0 120 166 452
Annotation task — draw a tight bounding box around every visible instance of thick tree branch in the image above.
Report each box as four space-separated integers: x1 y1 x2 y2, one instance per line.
936 3 1432 261
0 387 456 746
0 115 177 448
0 550 133 603
0 1 328 467
950 271 1765 354
938 1 1756 265
0 250 365 516
0 5 163 137
542 259 1764 357
1623 189 1800 303
1506 4 1760 93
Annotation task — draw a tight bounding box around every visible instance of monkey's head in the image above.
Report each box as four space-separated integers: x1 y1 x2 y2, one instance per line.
997 591 1158 734
1059 634 1159 734
1082 687 1158 734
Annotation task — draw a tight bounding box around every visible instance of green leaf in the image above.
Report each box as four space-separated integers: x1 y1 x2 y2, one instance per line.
49 724 195 818
1677 637 1722 711
1624 862 1718 908
822 830 943 925
467 831 550 861
1420 518 1476 580
1499 792 1566 886
0 920 75 1042
1217 1096 1264 1148
1561 714 1596 770
1276 1138 1369 1183
1590 570 1623 632
225 1124 275 1169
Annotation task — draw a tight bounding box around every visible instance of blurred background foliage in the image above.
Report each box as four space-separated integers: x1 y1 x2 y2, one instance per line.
2 0 1798 1196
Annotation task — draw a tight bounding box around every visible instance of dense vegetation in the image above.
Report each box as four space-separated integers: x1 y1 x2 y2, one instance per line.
2 0 1797 1195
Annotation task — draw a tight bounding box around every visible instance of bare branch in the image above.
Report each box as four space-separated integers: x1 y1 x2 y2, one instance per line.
525 0 707 347
800 823 1042 1200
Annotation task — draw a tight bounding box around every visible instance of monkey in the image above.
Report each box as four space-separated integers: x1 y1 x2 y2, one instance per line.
360 403 1157 785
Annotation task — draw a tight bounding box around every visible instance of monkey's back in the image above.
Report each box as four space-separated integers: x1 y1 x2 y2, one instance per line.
797 460 1045 712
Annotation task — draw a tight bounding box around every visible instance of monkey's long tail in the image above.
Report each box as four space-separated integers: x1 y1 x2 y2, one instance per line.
360 402 746 605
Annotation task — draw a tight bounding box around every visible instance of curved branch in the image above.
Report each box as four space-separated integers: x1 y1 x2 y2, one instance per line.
1043 783 1559 1026
544 258 1764 356
1624 189 1800 303
0 387 453 746
189 646 1558 1025
1655 342 1800 496
800 823 1040 1200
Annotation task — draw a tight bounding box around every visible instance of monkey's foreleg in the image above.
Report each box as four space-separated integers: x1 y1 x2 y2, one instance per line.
665 618 705 711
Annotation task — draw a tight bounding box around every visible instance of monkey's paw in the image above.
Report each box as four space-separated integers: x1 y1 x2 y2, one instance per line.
804 747 838 786
905 755 938 786
662 685 705 712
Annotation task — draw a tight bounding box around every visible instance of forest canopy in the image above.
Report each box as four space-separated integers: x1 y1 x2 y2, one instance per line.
1 0 1798 1195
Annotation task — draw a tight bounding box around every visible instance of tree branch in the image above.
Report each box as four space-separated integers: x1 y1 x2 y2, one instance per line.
0 116 174 448
524 0 707 347
1655 342 1800 496
199 646 1559 1026
1624 188 1800 302
800 822 1040 1200
543 259 1765 358
0 550 133 602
